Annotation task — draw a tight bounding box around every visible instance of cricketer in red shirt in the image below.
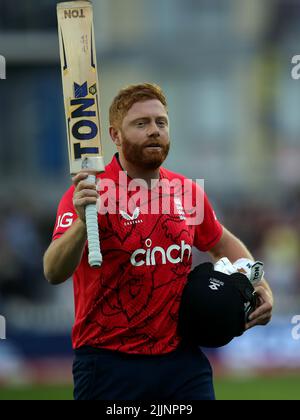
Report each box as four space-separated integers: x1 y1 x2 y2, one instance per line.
53 153 223 355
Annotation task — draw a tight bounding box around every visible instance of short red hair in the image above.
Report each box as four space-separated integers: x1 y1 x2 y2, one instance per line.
109 83 168 129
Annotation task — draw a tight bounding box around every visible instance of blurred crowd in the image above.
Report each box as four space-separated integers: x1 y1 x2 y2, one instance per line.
223 192 300 312
0 200 56 306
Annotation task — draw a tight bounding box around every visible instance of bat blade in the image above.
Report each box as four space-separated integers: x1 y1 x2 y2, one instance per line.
57 1 105 175
57 1 103 267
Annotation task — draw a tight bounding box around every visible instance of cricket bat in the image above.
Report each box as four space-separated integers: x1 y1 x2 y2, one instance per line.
57 0 104 267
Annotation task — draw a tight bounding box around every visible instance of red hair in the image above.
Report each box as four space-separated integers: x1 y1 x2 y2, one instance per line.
109 83 168 128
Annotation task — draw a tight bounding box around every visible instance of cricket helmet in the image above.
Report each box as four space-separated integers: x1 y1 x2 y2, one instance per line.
178 262 257 348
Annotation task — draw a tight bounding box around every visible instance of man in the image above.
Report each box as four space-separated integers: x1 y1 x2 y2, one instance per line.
43 83 273 400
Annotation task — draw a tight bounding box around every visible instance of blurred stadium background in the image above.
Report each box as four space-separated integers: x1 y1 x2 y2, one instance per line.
1 0 300 400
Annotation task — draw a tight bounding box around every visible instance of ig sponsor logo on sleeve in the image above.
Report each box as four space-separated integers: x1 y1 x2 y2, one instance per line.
0 55 6 80
0 315 6 340
56 212 74 229
291 315 300 340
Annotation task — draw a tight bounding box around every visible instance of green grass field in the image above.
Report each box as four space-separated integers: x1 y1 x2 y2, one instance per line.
214 376 300 400
0 385 73 400
0 376 300 400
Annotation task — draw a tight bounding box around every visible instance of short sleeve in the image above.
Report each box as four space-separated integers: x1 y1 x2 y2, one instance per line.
52 186 78 241
193 186 223 252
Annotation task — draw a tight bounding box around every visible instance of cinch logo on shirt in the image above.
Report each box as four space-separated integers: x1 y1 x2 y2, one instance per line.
130 239 192 267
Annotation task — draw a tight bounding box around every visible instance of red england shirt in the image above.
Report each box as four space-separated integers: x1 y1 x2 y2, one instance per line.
52 154 223 355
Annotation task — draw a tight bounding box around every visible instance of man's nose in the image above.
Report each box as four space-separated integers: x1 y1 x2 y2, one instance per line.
147 122 160 137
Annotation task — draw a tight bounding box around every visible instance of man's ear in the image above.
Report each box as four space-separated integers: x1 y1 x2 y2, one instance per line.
109 126 122 147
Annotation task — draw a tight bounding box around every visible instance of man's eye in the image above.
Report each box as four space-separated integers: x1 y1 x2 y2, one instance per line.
157 121 166 127
136 121 145 127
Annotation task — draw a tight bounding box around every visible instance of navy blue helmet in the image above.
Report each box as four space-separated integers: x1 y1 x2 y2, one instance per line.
178 262 257 348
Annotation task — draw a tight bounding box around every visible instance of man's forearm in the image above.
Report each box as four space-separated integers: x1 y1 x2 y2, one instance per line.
208 227 273 329
209 227 273 294
209 228 254 263
43 219 87 285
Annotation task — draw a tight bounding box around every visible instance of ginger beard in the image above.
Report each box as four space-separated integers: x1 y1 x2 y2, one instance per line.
120 131 170 170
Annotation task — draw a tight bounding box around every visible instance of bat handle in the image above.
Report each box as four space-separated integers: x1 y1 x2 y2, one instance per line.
85 174 102 268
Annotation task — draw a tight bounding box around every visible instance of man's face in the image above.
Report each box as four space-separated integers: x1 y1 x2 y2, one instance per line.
118 99 170 170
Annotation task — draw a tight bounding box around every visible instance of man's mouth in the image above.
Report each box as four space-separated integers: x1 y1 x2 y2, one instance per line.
145 143 162 148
